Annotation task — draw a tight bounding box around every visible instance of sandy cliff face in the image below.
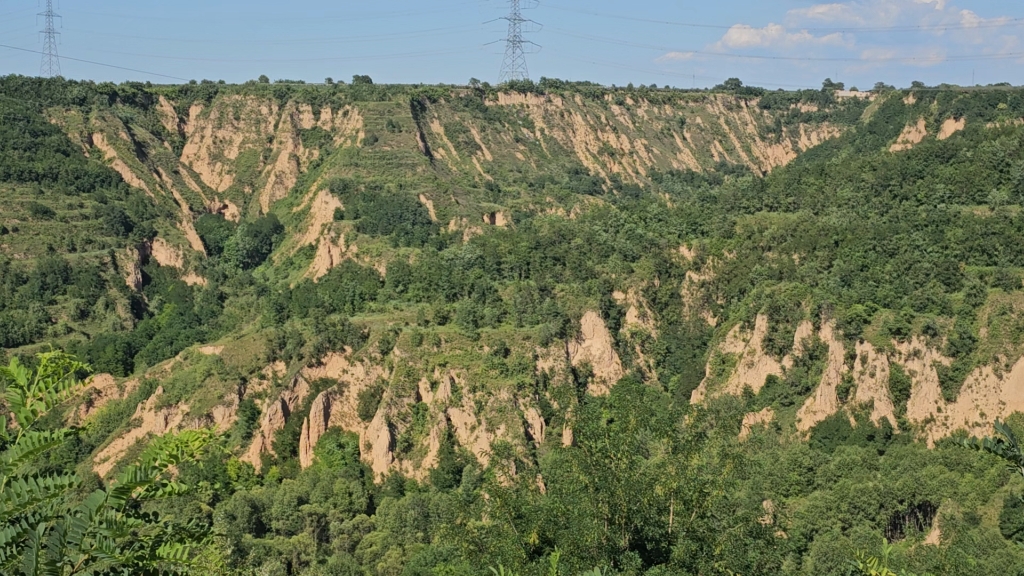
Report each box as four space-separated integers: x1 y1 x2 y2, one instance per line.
251 311 621 479
567 311 625 395
694 313 1024 444
62 89 955 479
242 373 311 470
59 89 854 293
691 314 784 403
467 93 842 183
794 322 849 433
851 341 898 428
180 96 279 194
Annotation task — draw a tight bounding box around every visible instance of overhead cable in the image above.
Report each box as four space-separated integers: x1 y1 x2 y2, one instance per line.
543 2 1024 34
550 29 1024 63
0 44 191 81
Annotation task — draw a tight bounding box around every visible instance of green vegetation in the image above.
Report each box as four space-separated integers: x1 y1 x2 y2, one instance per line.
6 75 1024 574
0 353 211 574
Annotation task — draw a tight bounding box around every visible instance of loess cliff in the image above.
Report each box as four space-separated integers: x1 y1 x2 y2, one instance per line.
4 78 1023 487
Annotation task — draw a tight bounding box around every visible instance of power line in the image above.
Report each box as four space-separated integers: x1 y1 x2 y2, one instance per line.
77 45 480 64
0 44 190 81
61 24 484 47
543 2 1024 34
0 7 35 19
548 52 822 89
550 28 1024 64
58 2 489 25
38 0 61 77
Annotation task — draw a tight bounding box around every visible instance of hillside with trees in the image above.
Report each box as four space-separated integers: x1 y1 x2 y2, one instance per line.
3 75 1024 574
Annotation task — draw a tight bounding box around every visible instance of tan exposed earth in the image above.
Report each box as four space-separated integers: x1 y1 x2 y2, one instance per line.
693 308 1024 444
73 374 136 424
739 407 775 441
923 356 1024 445
418 194 438 222
58 89 996 482
567 311 625 395
119 246 144 291
890 118 928 152
691 314 783 403
307 232 353 280
93 385 191 477
938 117 966 140
851 341 898 428
299 189 343 247
795 322 848 433
150 237 184 269
242 374 312 470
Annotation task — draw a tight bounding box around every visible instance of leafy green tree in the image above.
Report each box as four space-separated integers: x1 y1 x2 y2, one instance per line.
0 352 212 575
195 213 236 257
822 78 846 91
223 214 283 270
962 420 1024 480
853 545 920 576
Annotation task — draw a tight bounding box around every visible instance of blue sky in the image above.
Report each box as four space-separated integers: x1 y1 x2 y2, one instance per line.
1 0 1024 88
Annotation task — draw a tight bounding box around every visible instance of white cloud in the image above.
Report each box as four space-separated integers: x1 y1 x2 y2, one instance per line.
656 51 695 62
713 23 850 50
788 3 862 23
698 0 1019 59
653 0 1022 87
959 9 982 28
914 0 947 11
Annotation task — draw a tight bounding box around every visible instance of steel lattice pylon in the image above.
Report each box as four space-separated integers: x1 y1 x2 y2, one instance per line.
39 0 61 78
498 0 539 83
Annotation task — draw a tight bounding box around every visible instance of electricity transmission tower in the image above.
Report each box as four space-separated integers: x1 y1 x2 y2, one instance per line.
39 0 61 77
498 0 540 83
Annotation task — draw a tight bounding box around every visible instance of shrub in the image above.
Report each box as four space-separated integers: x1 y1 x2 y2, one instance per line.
357 384 384 422
26 201 56 219
889 364 912 417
